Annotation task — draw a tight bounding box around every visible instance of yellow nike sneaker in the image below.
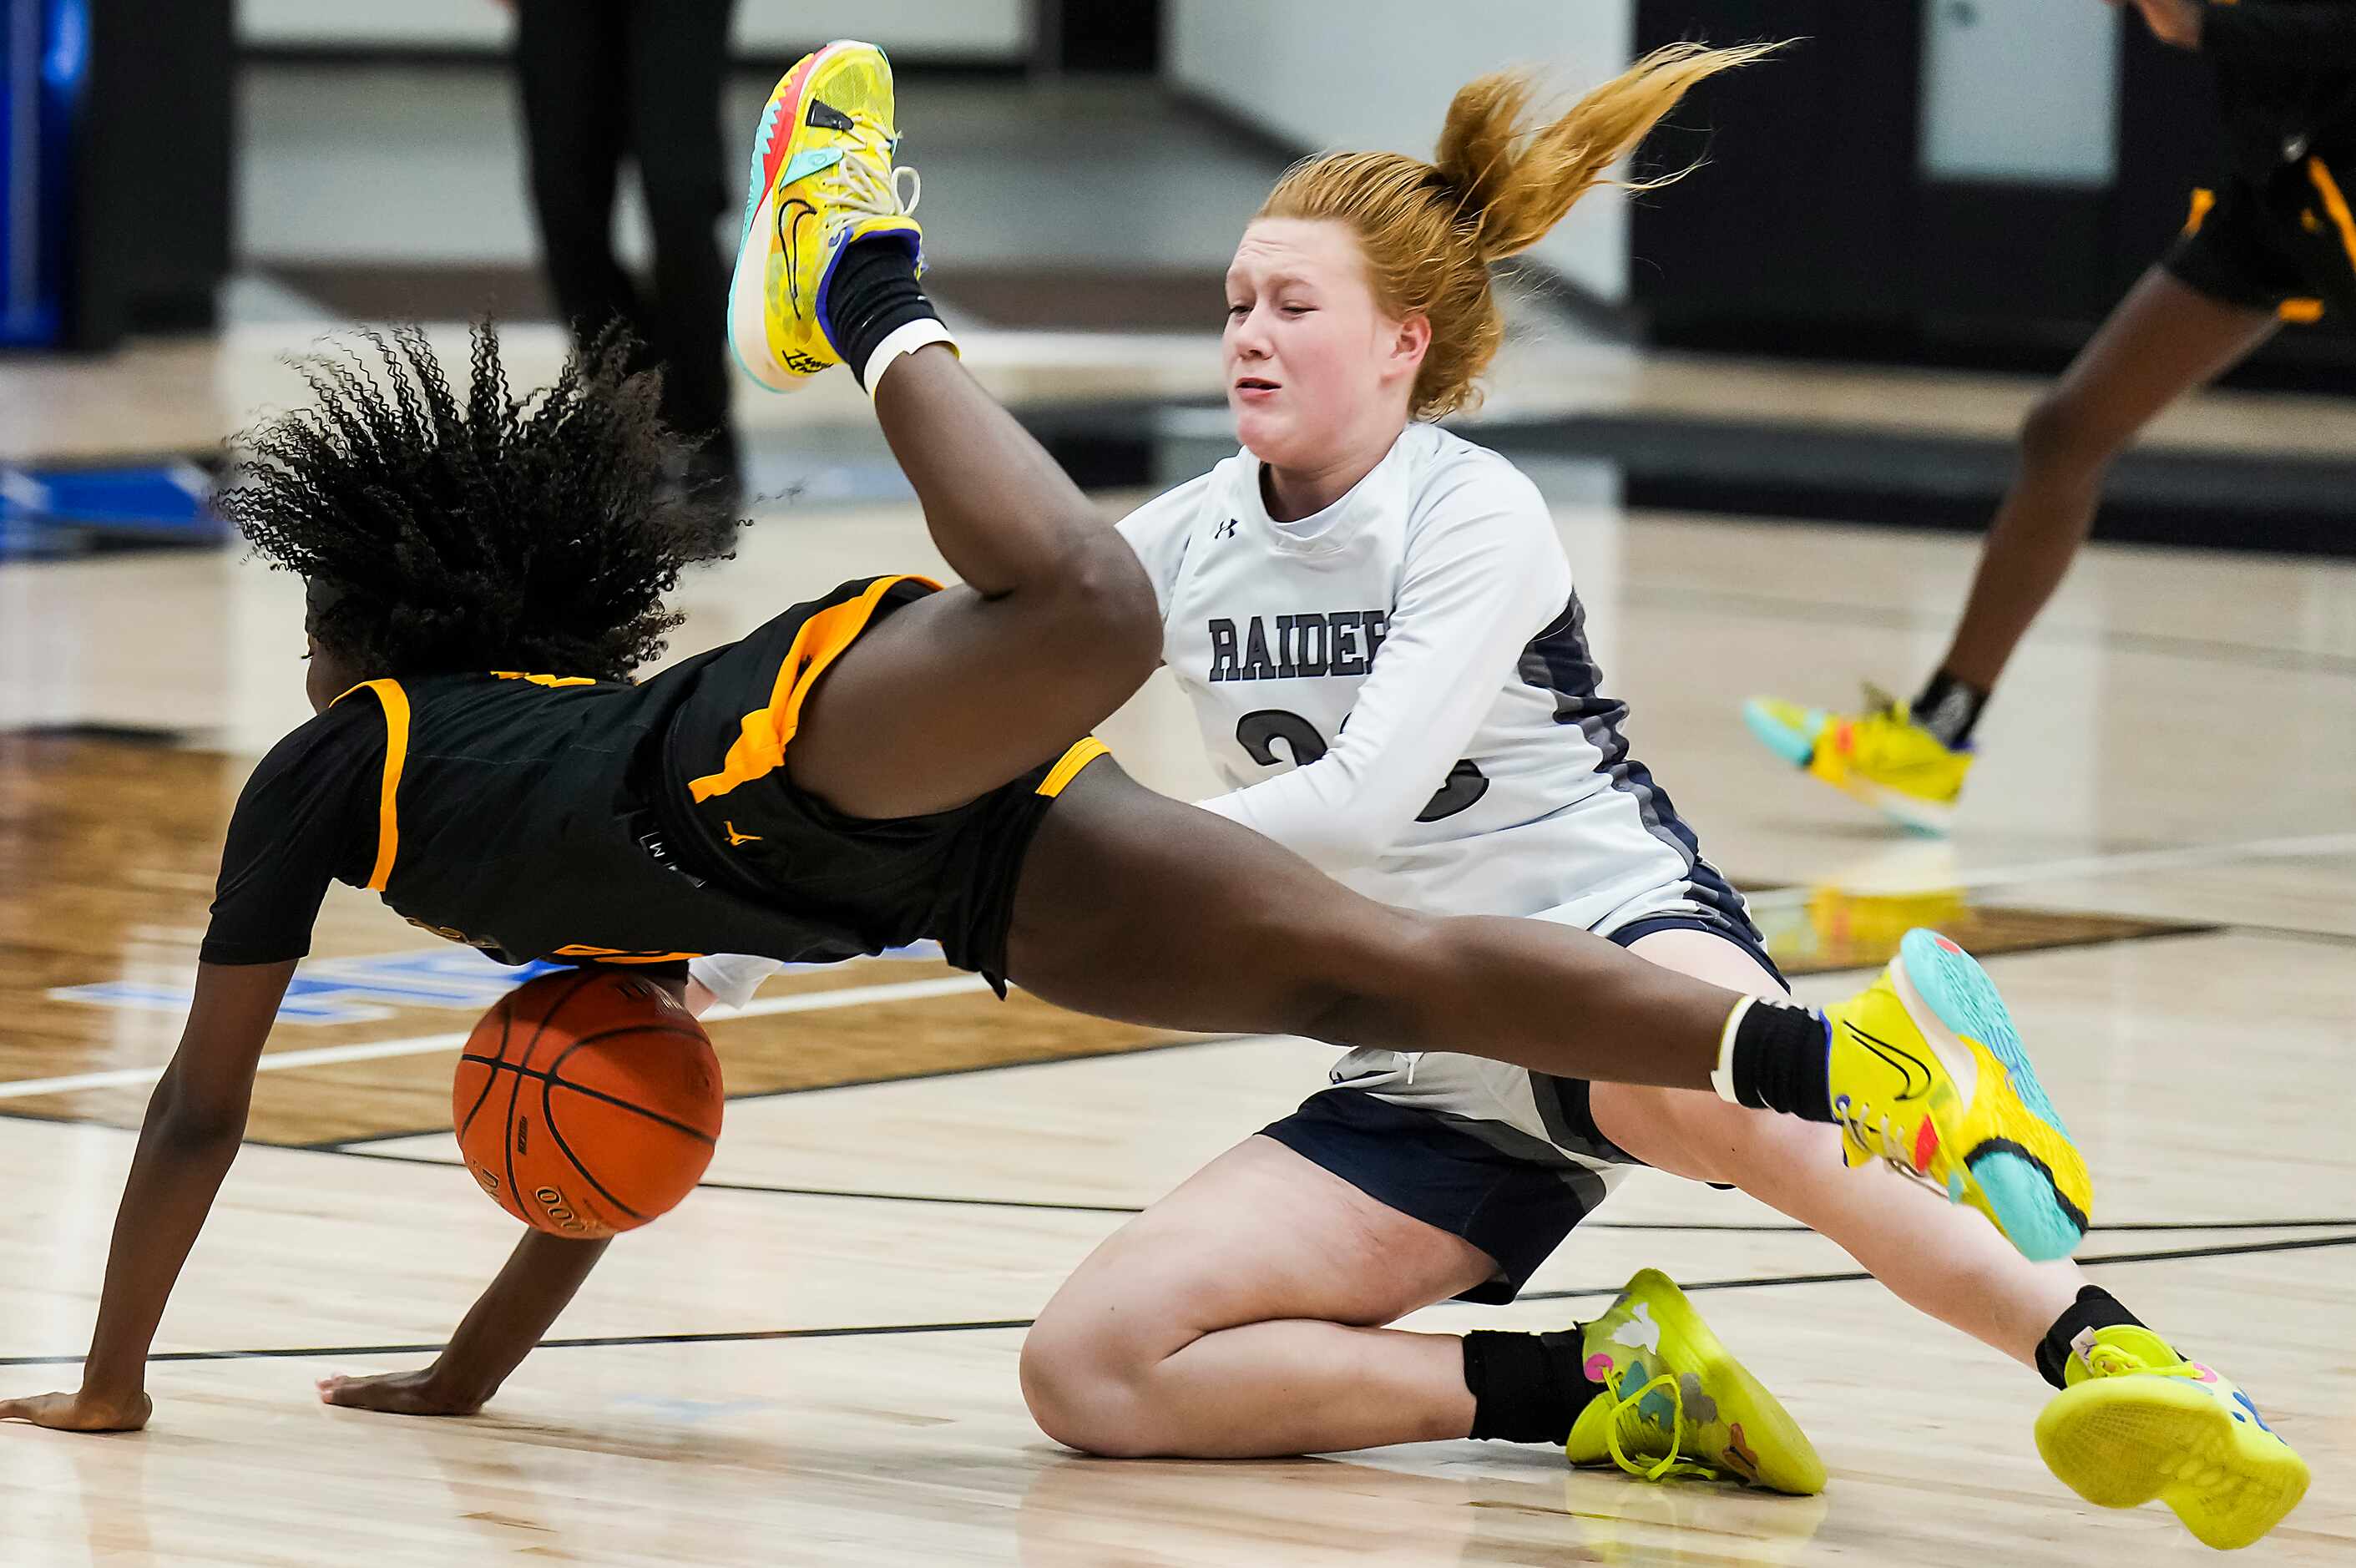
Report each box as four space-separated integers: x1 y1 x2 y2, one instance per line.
728 40 922 392
1822 928 2091 1262
1564 1270 1825 1495
1743 686 1972 836
2035 1326 2308 1550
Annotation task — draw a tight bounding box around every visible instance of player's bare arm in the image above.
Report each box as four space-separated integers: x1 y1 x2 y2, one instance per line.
0 959 295 1432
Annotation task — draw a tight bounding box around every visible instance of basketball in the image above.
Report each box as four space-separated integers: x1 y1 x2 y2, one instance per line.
452 969 724 1238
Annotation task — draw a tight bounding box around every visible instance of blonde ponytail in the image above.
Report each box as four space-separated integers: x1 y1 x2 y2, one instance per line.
1260 41 1778 417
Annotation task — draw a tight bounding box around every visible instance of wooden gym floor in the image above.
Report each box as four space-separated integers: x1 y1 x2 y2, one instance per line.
1 324 2351 1564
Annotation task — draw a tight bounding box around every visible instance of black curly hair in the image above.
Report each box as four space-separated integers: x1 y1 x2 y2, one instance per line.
218 321 738 683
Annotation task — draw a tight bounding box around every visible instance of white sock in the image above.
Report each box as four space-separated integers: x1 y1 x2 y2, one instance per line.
862 318 959 395
1710 995 1756 1105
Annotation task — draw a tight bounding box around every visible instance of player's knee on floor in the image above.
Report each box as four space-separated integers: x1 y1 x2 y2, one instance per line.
1019 1317 1164 1458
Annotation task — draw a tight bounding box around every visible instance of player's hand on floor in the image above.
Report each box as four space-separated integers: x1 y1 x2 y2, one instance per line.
316 1366 487 1418
0 1388 153 1433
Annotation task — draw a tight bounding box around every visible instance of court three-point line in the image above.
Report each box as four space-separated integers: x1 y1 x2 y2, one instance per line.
0 974 992 1101
1742 828 2356 910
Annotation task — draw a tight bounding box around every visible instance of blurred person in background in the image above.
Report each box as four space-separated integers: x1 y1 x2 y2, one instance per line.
1743 0 2356 833
514 0 743 503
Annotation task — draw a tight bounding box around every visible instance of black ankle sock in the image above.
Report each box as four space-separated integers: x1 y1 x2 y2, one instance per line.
1910 669 1988 749
1728 999 1835 1123
1462 1329 1606 1444
2035 1286 2151 1389
826 238 939 387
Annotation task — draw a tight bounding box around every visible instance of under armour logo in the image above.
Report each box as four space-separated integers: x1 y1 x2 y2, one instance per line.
1214 518 1239 540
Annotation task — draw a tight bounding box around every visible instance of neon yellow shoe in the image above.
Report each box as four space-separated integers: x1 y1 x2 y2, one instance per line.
1564 1270 1825 1495
1822 928 2091 1262
728 40 923 392
1743 686 1972 836
2036 1326 2309 1550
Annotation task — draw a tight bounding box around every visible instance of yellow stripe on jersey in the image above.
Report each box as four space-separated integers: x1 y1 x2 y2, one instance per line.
2184 186 2215 236
551 944 705 964
331 678 412 893
493 670 596 687
1035 736 1110 798
689 574 938 802
2306 157 2356 278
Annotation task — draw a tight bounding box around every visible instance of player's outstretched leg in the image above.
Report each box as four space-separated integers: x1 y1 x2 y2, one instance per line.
1004 761 2091 1261
726 41 1161 819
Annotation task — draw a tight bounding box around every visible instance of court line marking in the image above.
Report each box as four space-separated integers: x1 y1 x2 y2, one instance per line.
0 1318 1040 1369
1742 829 2356 910
3 1232 2346 1371
1620 580 2356 679
1500 1229 2356 1306
10 1081 2340 1232
0 974 995 1102
285 1150 2356 1237
304 1029 1241 1153
2222 921 2356 950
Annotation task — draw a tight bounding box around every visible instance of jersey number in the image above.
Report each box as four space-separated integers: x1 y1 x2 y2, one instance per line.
1234 710 1489 823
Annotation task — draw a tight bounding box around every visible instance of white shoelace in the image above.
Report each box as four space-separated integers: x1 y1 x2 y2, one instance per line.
1833 1100 1946 1194
824 136 922 228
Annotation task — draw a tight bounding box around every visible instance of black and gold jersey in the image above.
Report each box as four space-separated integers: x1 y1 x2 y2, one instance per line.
201 577 938 972
2206 1 2356 183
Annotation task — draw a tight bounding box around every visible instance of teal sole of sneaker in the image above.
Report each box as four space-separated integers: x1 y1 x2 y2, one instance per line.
1969 1151 2082 1262
1899 928 2087 1262
1740 700 1818 767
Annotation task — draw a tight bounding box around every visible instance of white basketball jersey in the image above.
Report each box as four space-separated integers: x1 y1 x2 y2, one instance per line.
1117 422 1745 934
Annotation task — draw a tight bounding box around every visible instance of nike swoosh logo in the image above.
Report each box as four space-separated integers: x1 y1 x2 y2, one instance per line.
1844 1020 1934 1100
778 199 817 317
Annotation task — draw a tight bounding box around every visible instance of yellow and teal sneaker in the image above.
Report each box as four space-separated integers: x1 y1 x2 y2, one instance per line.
2036 1326 2309 1550
1564 1270 1826 1495
1822 928 2091 1262
728 40 923 392
1743 686 1972 836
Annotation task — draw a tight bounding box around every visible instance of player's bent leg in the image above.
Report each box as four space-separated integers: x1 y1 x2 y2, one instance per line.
1020 1136 1494 1458
729 46 1164 820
